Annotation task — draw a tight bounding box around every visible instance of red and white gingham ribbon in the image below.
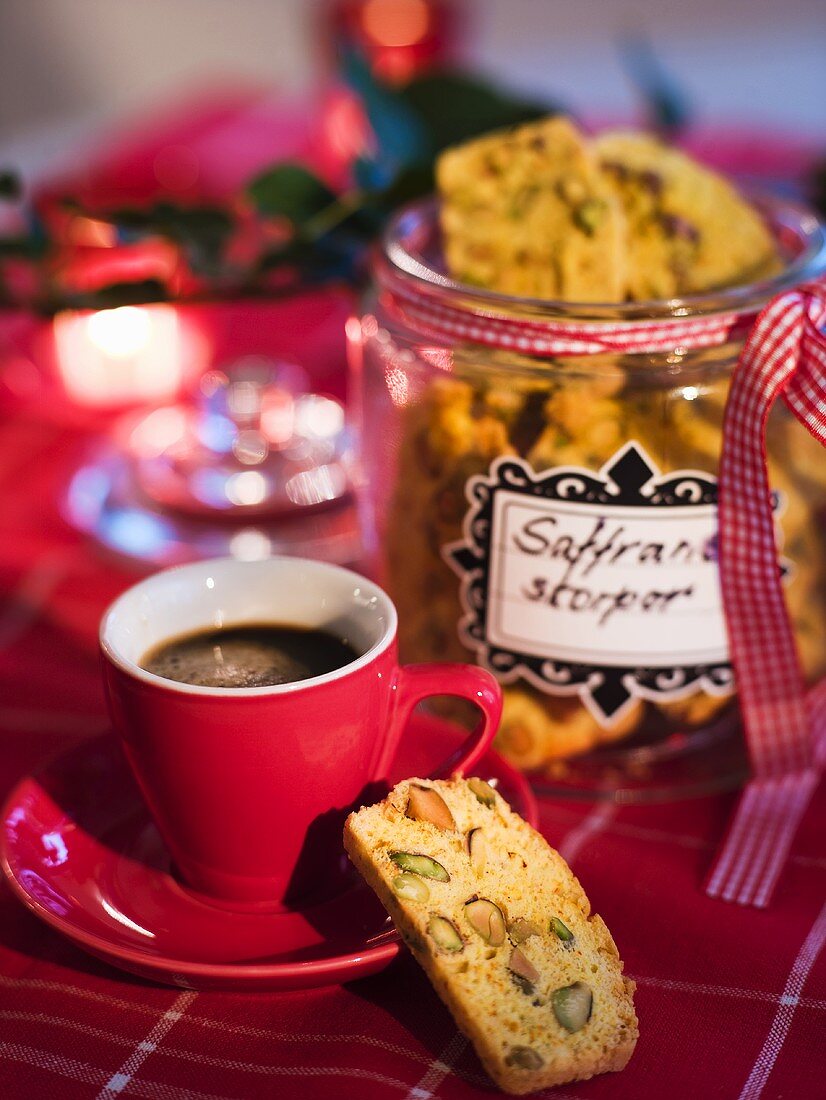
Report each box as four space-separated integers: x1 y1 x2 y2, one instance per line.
380 276 758 356
705 280 826 907
380 267 826 909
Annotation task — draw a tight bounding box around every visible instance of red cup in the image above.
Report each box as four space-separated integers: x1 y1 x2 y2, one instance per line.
100 557 501 907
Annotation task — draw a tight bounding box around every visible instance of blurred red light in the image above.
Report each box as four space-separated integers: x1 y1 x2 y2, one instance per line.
361 0 430 48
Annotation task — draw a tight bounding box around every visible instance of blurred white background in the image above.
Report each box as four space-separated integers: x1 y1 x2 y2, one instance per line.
1 0 824 165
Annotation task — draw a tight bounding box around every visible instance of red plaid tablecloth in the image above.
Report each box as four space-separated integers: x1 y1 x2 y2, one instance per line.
0 413 824 1100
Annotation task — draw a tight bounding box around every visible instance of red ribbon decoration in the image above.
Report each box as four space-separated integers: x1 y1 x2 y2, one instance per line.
707 280 826 907
379 276 759 356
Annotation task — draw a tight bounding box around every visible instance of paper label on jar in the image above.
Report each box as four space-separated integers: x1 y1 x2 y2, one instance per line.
443 442 773 728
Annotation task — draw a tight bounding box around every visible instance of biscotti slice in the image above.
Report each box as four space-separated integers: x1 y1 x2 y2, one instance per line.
343 776 637 1095
595 130 782 300
437 117 625 302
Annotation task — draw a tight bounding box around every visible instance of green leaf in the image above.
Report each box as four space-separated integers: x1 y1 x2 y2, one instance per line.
247 164 336 224
397 71 555 153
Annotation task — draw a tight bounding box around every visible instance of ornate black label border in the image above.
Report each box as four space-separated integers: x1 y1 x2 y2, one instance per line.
443 442 739 726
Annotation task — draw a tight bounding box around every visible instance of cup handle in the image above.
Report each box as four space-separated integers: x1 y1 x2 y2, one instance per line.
374 663 503 782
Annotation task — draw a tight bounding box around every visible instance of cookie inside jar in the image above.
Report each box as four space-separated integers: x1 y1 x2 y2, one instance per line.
358 115 826 797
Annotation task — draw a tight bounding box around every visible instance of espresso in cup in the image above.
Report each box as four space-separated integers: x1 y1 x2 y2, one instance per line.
101 556 501 906
141 624 358 689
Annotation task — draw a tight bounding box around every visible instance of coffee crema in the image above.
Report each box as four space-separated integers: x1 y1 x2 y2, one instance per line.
141 624 359 688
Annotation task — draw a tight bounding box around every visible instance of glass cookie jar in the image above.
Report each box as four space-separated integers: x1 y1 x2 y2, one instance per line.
351 197 826 799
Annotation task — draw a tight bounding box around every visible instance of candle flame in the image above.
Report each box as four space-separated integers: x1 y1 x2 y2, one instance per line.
87 307 153 357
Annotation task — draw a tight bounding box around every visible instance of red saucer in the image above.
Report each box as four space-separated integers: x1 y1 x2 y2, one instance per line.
0 714 537 991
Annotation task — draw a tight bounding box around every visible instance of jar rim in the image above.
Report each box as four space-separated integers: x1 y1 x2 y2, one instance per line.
378 193 826 325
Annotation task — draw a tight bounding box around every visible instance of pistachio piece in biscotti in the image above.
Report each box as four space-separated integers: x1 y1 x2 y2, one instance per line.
406 784 456 831
467 828 487 874
551 916 575 943
392 873 430 902
552 981 593 1033
464 898 507 946
467 777 498 807
505 1046 545 1071
508 917 541 944
389 852 450 881
428 914 464 953
508 945 543 997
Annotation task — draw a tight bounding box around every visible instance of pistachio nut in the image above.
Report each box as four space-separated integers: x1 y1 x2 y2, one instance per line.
508 946 540 987
391 873 430 903
464 898 506 946
505 1046 544 1071
467 777 497 807
573 199 606 236
427 914 463 953
550 916 574 943
406 785 456 831
389 852 449 882
508 918 541 945
552 981 593 1033
467 828 486 874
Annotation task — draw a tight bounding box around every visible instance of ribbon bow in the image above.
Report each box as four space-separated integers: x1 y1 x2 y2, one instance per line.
707 278 826 907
